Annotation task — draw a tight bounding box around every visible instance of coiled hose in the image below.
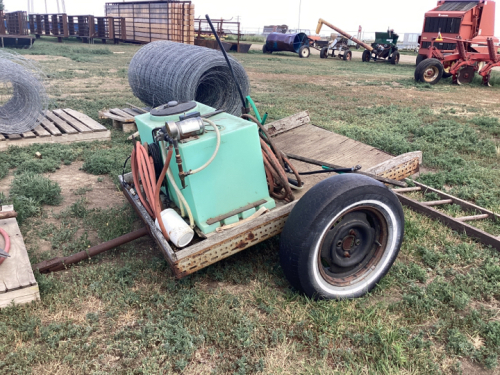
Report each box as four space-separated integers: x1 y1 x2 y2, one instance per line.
131 141 173 241
242 114 301 202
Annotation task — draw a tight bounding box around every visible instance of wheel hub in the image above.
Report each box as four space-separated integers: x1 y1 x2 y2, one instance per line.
325 212 376 268
457 66 475 85
424 67 438 81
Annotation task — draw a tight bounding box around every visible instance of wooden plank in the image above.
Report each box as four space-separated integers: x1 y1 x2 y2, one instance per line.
121 108 140 117
62 109 108 132
0 130 112 152
53 109 92 133
32 124 51 137
99 110 132 123
265 111 310 137
365 151 423 175
109 108 135 120
396 193 500 251
0 286 40 309
0 217 38 293
46 111 78 134
21 131 36 139
410 180 500 220
40 118 62 136
4 133 22 140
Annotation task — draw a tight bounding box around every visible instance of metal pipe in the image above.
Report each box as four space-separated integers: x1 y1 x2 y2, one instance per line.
33 227 150 274
205 14 248 114
316 18 373 52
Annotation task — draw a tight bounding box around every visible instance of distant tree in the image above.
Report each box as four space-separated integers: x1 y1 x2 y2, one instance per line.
0 0 4 12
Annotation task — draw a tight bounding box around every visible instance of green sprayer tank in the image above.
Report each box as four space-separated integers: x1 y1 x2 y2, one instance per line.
135 102 276 234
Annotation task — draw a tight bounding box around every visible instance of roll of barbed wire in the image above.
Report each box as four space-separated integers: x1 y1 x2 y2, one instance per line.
128 41 250 116
0 50 49 134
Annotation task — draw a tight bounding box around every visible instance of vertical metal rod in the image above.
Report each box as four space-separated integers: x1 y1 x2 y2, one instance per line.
62 0 66 14
45 0 48 14
56 0 60 14
205 14 247 113
298 0 301 30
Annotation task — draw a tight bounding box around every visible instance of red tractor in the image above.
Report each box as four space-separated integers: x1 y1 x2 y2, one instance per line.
415 0 500 86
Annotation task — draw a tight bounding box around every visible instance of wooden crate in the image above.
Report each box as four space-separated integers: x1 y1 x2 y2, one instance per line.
0 206 40 309
0 109 111 151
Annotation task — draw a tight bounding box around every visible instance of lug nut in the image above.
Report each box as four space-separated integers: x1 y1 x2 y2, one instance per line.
344 251 351 258
355 240 361 246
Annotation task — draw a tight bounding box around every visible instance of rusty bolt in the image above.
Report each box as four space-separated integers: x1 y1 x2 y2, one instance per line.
349 230 355 236
355 239 361 246
344 251 351 258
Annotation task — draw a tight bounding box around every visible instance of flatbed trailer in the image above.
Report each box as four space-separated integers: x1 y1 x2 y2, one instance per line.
119 112 420 280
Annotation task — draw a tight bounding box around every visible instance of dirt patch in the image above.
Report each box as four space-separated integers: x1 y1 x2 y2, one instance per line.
43 161 125 215
460 359 498 375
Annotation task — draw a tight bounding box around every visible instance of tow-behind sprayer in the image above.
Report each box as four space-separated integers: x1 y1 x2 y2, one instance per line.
33 15 414 300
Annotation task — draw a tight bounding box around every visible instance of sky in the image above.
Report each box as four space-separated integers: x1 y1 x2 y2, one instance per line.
4 0 500 35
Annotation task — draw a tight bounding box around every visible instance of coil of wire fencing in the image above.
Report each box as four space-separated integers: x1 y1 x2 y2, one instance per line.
128 41 250 116
0 50 49 135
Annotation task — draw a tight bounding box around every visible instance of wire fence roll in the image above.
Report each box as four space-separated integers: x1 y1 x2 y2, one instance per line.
0 50 49 135
128 41 250 116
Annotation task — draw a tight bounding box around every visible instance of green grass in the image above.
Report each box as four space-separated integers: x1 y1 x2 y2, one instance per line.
1 39 500 374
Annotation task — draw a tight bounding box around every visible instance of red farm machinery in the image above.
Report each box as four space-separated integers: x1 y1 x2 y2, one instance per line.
415 0 500 86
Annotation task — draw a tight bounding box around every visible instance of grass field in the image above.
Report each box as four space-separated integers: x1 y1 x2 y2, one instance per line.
1 38 500 374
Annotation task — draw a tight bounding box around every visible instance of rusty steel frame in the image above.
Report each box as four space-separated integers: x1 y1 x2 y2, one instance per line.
118 151 418 278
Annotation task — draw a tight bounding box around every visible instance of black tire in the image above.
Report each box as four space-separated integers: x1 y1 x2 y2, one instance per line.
279 174 404 300
416 54 426 66
443 72 452 79
320 47 328 59
343 51 352 61
390 51 400 65
362 49 371 62
262 44 272 54
299 46 310 58
415 58 444 84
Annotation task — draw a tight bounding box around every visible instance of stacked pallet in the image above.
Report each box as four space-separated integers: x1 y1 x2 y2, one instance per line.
0 12 5 34
0 109 111 151
105 1 194 44
5 11 28 35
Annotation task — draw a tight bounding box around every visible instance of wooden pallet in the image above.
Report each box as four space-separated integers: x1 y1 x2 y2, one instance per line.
0 206 40 309
99 107 147 132
393 180 500 250
0 108 111 151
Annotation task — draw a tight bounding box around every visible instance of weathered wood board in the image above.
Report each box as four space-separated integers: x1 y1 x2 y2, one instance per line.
0 206 40 309
0 109 111 151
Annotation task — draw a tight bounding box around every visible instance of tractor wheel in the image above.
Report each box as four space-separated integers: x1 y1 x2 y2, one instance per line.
262 44 272 54
320 47 328 59
362 50 371 62
279 174 404 300
299 46 310 58
415 58 444 84
343 51 352 61
390 51 400 65
416 54 426 66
